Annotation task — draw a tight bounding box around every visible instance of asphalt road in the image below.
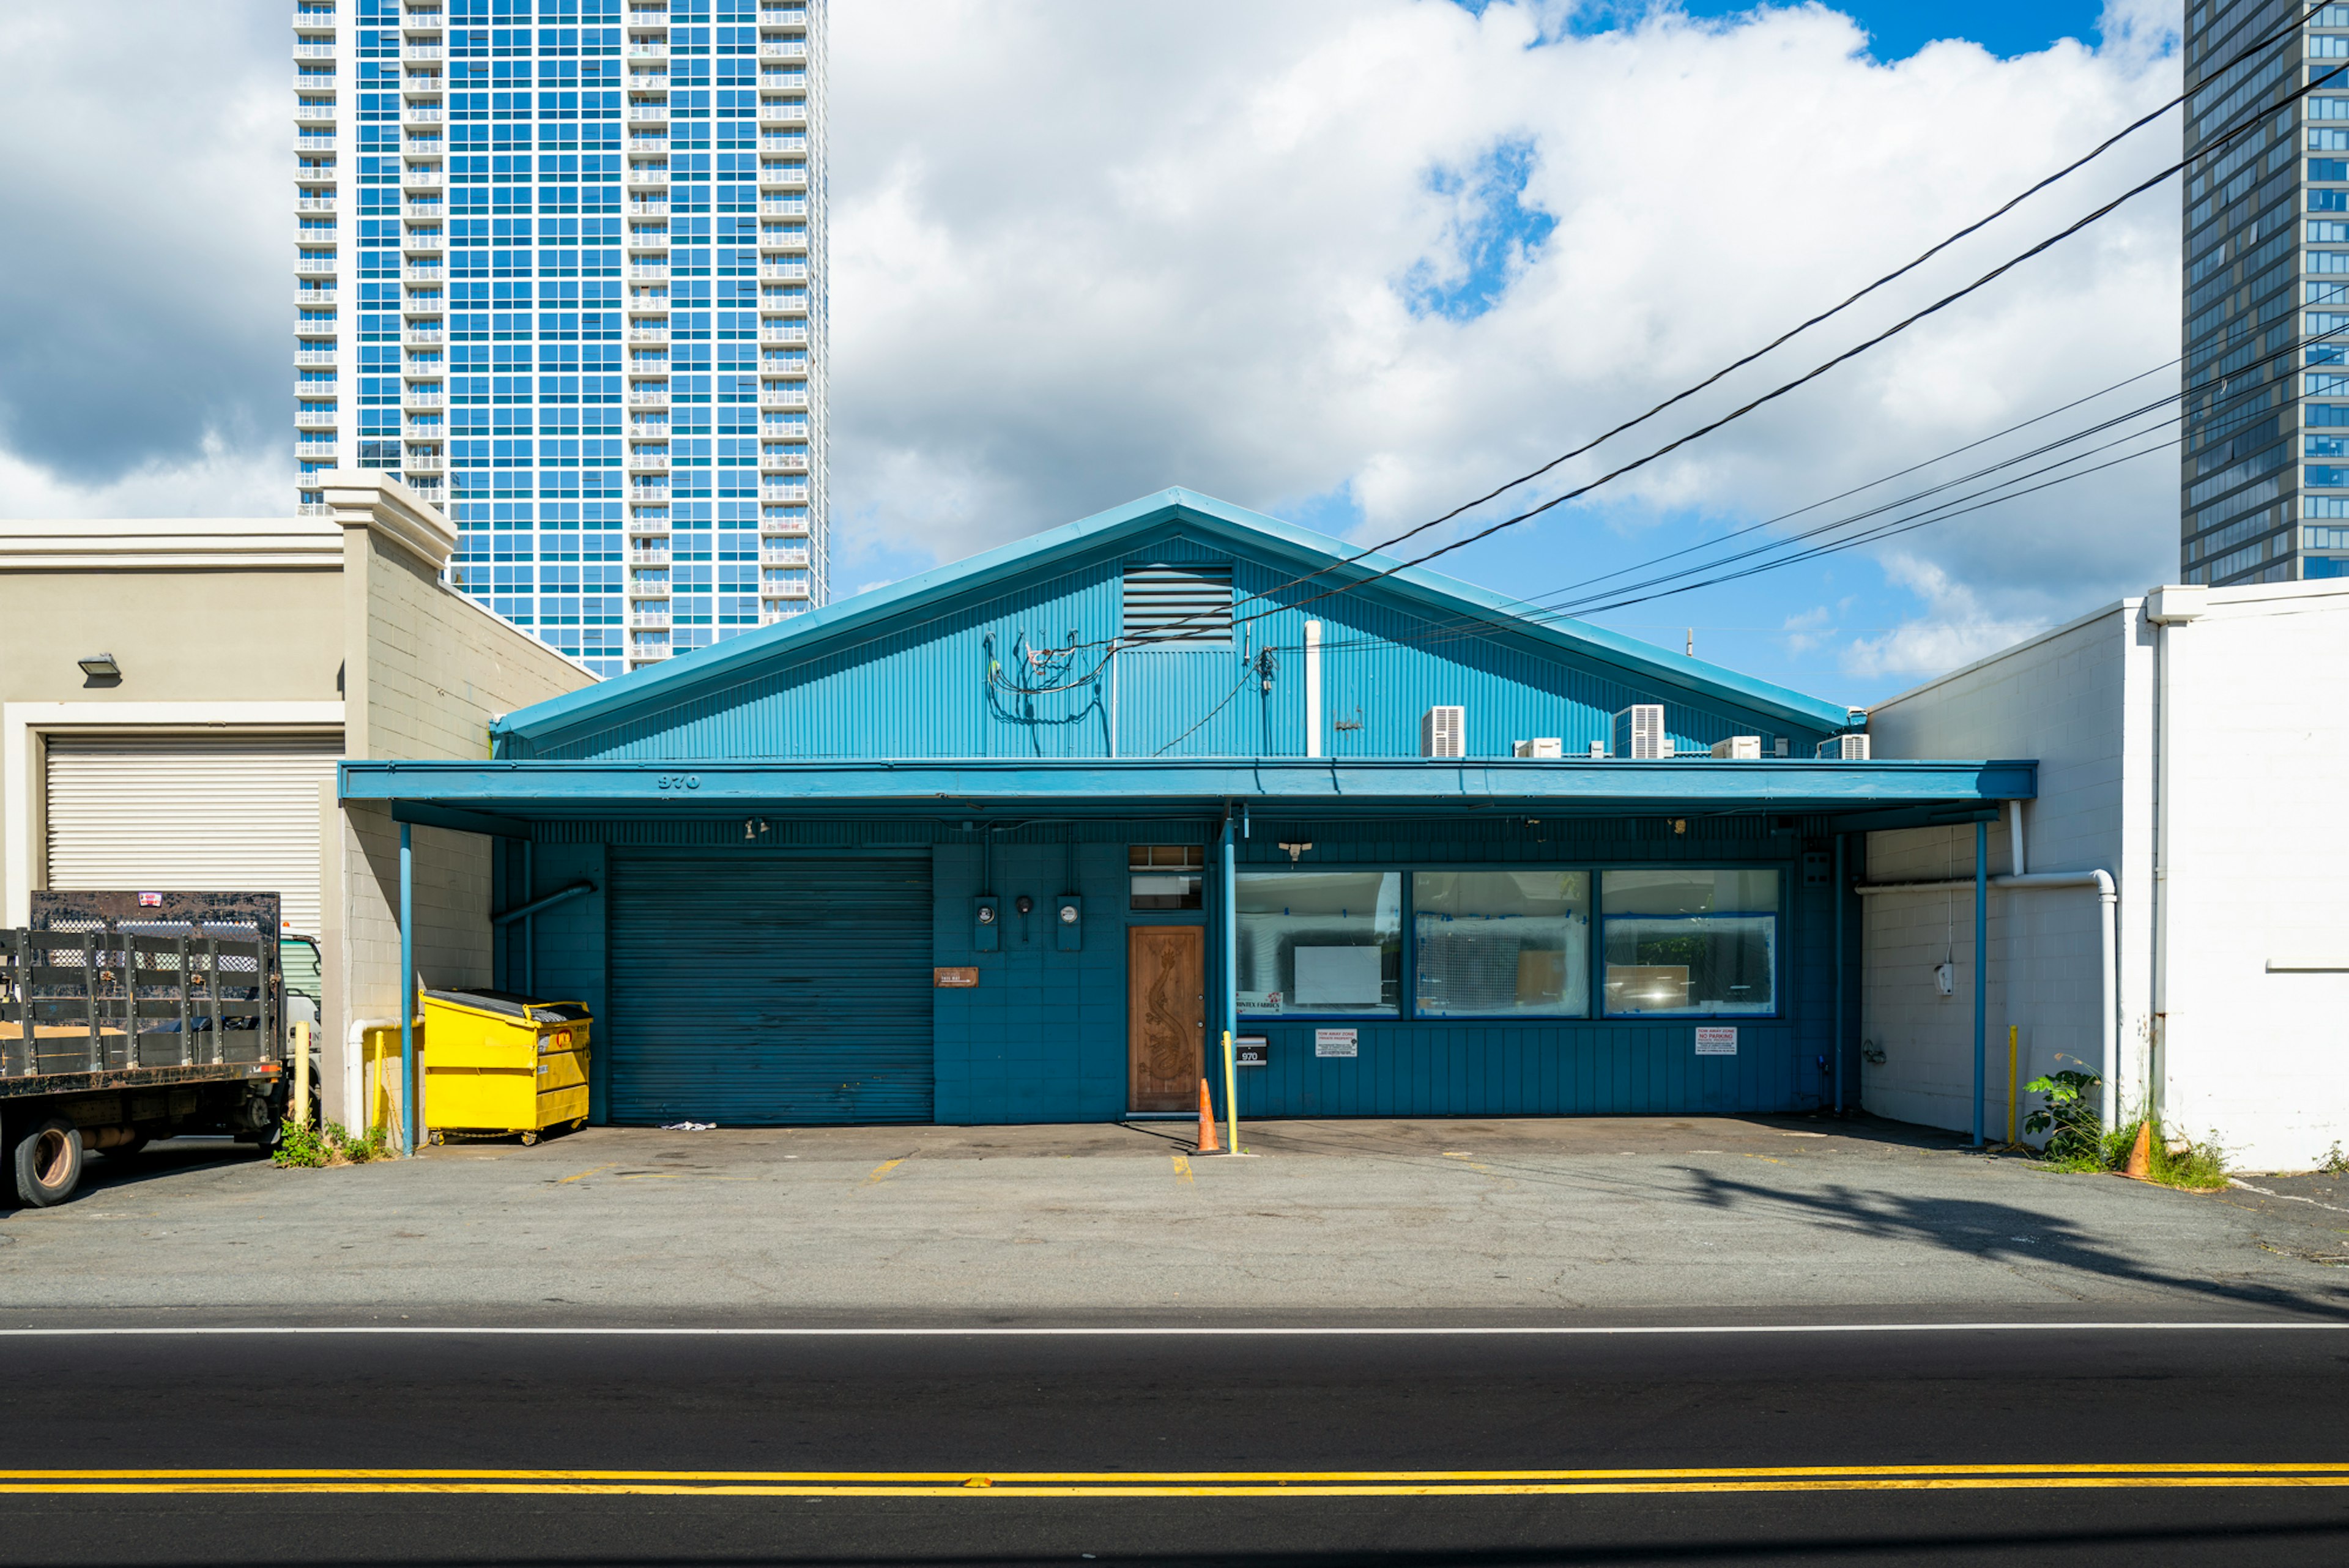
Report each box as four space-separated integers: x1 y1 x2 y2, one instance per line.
3 1321 2347 1566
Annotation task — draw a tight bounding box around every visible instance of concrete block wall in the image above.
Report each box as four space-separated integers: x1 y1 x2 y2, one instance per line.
321 479 594 1129
1860 604 2151 1139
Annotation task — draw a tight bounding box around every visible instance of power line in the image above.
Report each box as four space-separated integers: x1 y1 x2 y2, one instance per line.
1224 45 2348 637
1267 307 2332 661
1108 1 2333 652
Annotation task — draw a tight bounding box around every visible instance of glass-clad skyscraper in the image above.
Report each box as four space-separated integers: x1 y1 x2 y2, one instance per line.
295 0 828 676
2182 1 2349 585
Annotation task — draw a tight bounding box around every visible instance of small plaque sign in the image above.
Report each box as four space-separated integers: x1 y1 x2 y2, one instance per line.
1236 1035 1269 1068
1694 1025 1738 1055
933 967 980 988
1313 1028 1358 1058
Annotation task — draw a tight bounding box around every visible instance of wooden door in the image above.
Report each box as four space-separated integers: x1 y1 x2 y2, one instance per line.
1127 926 1204 1113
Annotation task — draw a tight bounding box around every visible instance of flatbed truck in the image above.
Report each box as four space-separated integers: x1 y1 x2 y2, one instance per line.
0 893 288 1206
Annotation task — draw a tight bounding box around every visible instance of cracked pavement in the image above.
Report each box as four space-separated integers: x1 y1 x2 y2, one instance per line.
3 1115 2345 1323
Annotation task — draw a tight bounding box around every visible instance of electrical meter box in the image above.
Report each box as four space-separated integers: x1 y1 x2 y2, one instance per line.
972 896 1001 953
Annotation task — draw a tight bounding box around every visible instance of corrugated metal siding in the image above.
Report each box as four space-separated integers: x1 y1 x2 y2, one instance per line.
914 820 1825 1123
519 528 1831 764
1233 1020 1808 1117
605 851 933 1124
43 735 341 935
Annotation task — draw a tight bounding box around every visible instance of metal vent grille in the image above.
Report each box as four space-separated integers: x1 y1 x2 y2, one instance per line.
1614 705 1669 760
1422 705 1466 758
1122 564 1233 644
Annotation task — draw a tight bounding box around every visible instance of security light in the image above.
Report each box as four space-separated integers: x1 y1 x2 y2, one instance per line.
77 653 119 678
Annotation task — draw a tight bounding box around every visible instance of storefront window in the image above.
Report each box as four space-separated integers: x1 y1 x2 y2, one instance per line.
1600 869 1779 1016
1129 844 1203 910
1237 871 1401 1016
1414 871 1590 1017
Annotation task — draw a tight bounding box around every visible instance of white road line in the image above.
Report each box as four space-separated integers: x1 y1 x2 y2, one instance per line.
0 1321 2342 1338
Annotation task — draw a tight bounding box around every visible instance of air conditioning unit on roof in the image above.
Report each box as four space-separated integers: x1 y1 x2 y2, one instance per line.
1614 704 1669 760
1817 733 1871 760
1710 735 1762 760
1422 705 1465 758
1513 737 1562 759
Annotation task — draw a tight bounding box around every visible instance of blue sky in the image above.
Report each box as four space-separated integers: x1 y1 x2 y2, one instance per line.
0 0 2184 707
824 1 2183 705
1650 1 2114 61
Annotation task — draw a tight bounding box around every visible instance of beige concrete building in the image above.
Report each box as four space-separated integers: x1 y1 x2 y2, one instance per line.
0 477 592 1129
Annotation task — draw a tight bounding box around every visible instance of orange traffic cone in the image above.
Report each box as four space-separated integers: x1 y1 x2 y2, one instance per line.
1195 1078 1221 1154
2124 1121 2153 1180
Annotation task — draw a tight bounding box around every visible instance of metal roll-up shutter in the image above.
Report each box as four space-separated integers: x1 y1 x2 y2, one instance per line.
606 851 934 1125
43 734 341 937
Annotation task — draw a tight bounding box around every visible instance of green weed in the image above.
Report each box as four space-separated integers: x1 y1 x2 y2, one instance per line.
271 1120 393 1169
2021 1071 2228 1189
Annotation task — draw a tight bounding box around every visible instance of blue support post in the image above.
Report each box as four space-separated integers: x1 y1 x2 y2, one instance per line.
399 820 416 1158
1219 811 1237 1112
1972 817 1987 1149
1833 834 1847 1115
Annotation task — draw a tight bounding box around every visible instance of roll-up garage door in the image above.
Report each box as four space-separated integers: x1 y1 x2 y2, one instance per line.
606 852 934 1125
43 734 342 937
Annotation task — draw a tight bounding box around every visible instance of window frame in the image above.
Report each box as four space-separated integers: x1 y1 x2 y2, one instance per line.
1227 862 1787 1024
1595 867 1786 1020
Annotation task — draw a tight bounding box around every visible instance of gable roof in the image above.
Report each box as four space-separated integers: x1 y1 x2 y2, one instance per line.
494 488 1855 746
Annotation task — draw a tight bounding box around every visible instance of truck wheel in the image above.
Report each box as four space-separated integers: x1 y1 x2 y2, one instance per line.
12 1119 83 1208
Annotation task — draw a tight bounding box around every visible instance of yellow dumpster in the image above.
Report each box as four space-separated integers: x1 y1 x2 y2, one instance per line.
420 987 591 1145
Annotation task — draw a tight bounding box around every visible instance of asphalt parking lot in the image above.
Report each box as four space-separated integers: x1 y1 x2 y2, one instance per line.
2 1114 2344 1323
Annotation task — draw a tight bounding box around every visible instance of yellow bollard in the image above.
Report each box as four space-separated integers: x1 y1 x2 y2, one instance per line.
1222 1029 1239 1156
292 1020 311 1129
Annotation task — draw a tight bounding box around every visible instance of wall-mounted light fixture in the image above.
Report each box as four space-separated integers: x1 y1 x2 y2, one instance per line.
1277 841 1313 864
76 653 120 678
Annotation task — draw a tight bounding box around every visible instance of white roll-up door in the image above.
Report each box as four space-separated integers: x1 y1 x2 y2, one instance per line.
43 734 343 936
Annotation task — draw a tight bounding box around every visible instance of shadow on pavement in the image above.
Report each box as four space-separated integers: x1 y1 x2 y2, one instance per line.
1683 1169 2349 1317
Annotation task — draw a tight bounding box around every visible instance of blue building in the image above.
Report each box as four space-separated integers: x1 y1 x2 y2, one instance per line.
342 491 2030 1127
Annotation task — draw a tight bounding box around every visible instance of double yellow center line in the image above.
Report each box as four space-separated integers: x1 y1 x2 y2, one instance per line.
3 1465 2345 1497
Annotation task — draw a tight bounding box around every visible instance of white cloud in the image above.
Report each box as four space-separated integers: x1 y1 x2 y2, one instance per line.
0 0 2191 693
0 436 289 520
1838 552 2055 680
829 0 2184 622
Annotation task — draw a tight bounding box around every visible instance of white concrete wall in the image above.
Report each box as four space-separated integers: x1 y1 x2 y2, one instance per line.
1860 603 2153 1140
2159 579 2349 1170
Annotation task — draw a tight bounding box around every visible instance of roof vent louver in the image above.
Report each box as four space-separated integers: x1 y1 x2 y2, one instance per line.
1422 706 1466 758
1614 705 1670 760
1121 563 1233 645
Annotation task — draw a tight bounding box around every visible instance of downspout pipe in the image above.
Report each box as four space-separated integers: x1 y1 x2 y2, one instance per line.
398 820 415 1159
1219 809 1238 1114
1973 819 1987 1149
1833 834 1846 1115
492 880 596 927
1854 869 2118 1139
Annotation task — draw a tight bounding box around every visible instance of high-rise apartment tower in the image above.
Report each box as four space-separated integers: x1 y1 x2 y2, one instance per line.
2183 1 2349 585
295 0 829 677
